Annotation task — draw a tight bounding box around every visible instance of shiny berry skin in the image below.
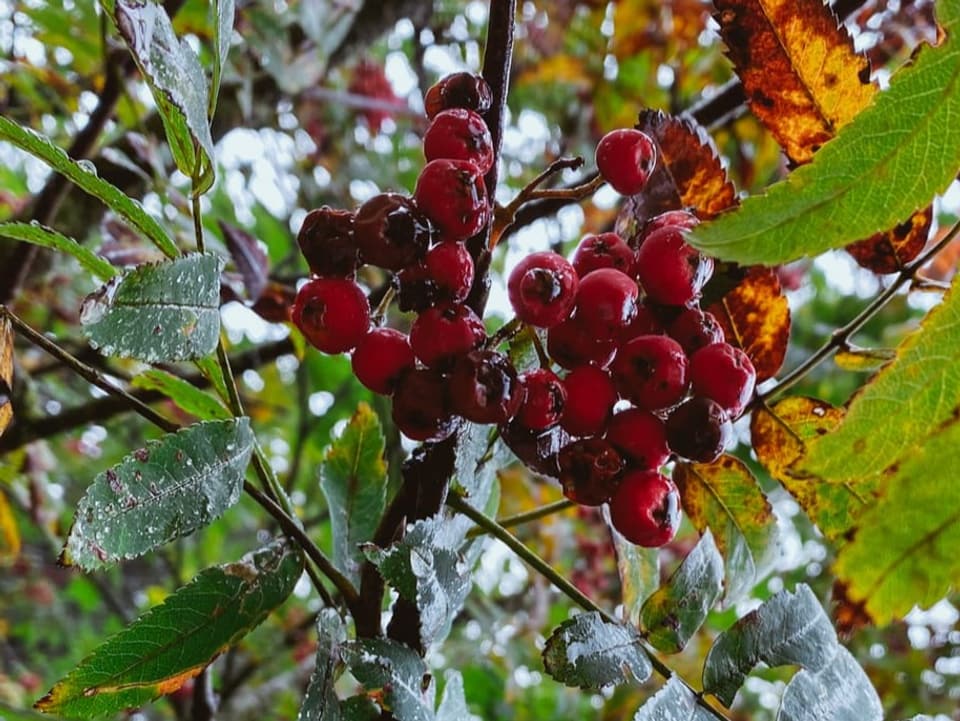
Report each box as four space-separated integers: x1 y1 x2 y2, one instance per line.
665 396 733 463
297 207 358 277
571 233 635 278
424 108 495 174
605 409 670 470
618 302 663 344
351 328 415 395
394 263 436 313
409 304 486 368
635 226 714 306
449 350 523 424
689 342 756 418
611 335 688 411
414 159 489 240
560 365 618 437
293 277 370 354
667 308 724 355
424 240 474 303
391 368 458 442
425 72 493 118
499 421 569 477
609 470 681 547
515 369 567 431
354 193 433 271
634 209 699 248
574 268 639 338
508 252 579 328
595 129 657 196
557 438 624 506
547 316 617 369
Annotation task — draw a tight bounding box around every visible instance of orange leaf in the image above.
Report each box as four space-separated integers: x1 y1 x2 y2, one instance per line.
846 205 932 274
0 489 20 566
0 314 12 439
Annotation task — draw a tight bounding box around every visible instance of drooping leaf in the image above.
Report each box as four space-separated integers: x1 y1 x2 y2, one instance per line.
80 253 223 362
341 638 435 721
210 0 235 116
776 646 882 721
702 584 838 707
0 221 118 280
35 541 303 718
62 418 254 570
641 531 723 654
0 315 12 439
0 488 20 565
632 676 717 721
0 116 177 258
689 4 960 265
674 456 778 602
298 609 347 721
435 670 471 721
219 220 269 302
132 368 232 421
707 267 790 382
542 611 652 690
846 206 932 275
606 506 659 625
112 0 216 191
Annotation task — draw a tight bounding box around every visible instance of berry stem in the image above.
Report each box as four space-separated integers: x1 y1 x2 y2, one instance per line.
464 498 575 539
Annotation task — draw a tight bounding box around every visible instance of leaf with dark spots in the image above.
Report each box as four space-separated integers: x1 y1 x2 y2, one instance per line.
219 220 269 301
846 205 932 275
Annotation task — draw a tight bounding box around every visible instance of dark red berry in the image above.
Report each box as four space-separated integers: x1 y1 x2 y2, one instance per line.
595 129 657 196
547 315 617 369
689 342 756 418
618 302 663 344
354 193 433 271
665 396 732 463
611 335 688 411
425 72 493 118
605 409 670 470
560 365 618 437
297 207 358 277
351 328 415 395
293 277 370 354
394 262 437 312
424 240 474 303
516 369 567 431
409 304 486 368
667 308 724 355
499 422 569 477
609 470 681 547
449 350 522 424
633 209 699 249
508 251 579 328
571 233 635 278
424 108 495 174
635 226 714 306
557 438 624 506
391 367 458 442
414 159 489 240
574 268 639 338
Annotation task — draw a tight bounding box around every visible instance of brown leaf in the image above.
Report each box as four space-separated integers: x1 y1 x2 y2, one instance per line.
832 579 872 637
219 220 269 302
714 0 876 165
846 205 932 274
707 267 789 382
0 488 20 565
249 282 297 324
0 314 13 439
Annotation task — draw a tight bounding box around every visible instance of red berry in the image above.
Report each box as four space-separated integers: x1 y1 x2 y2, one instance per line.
633 209 699 249
665 396 732 463
391 368 458 442
595 129 657 196
570 233 635 278
515 368 567 431
558 438 624 506
351 328 415 395
354 193 433 271
500 421 569 477
424 240 474 303
574 268 639 338
409 304 486 368
667 308 725 355
424 108 495 174
293 278 370 354
618 302 663 344
689 343 756 418
635 226 713 306
425 72 493 118
611 335 688 411
507 251 579 328
297 207 358 277
605 409 670 470
547 315 617 369
609 470 681 547
560 365 618 437
449 350 522 424
414 159 489 240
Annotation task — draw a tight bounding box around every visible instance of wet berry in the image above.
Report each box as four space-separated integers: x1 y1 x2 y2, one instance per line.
391 367 458 442
293 277 370 354
665 396 733 463
609 470 681 547
618 302 663 344
424 108 495 174
354 193 432 271
635 226 713 306
595 129 657 196
409 304 486 368
574 268 639 338
605 409 670 470
560 365 618 437
667 308 725 355
449 350 522 424
689 342 756 418
571 232 635 278
414 159 489 240
547 315 617 369
499 422 569 477
611 335 688 411
557 438 624 506
508 251 579 328
351 328 415 395
634 209 699 249
516 369 567 431
424 240 474 303
425 72 493 118
297 207 358 277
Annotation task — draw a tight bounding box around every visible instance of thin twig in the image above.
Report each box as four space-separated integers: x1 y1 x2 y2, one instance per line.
465 498 575 539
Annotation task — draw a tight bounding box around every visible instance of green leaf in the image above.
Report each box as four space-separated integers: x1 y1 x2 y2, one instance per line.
688 4 960 265
436 670 471 721
0 702 64 721
542 611 652 690
777 646 882 721
632 677 716 721
298 609 346 721
62 418 254 570
0 116 177 258
673 456 779 602
112 0 216 191
341 638 435 721
320 402 387 587
81 253 223 362
702 584 838 707
641 530 723 654
35 540 303 718
608 506 660 626
132 368 232 421
210 0 235 116
0 221 117 280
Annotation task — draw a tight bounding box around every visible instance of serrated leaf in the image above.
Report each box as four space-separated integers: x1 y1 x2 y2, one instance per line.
689 4 960 265
0 488 20 565
542 611 652 690
113 0 216 191
641 531 723 654
846 206 932 275
35 541 303 717
80 253 223 362
0 116 177 258
776 646 881 721
435 670 471 721
0 221 118 280
607 506 659 626
0 315 12 439
298 608 346 721
132 368 232 421
702 584 838 707
210 0 235 116
62 418 254 570
632 676 716 721
674 456 778 602
341 638 434 721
